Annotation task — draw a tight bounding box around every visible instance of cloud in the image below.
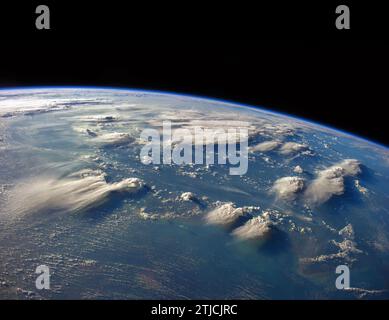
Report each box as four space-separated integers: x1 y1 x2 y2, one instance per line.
72 114 120 123
271 176 305 201
255 123 296 138
293 165 303 174
343 287 389 299
180 192 196 202
279 142 308 155
250 141 281 152
300 224 362 264
93 132 135 146
339 223 355 239
339 159 362 176
232 215 275 241
0 95 106 118
7 169 145 216
304 159 361 205
354 180 368 195
205 202 259 226
301 240 361 264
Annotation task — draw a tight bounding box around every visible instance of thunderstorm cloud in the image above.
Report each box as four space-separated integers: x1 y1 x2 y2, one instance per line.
271 176 305 201
304 159 362 205
6 169 145 216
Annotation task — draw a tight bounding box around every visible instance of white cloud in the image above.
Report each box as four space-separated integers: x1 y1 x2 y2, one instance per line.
304 159 361 205
293 165 303 174
271 176 305 201
232 215 275 241
0 97 100 117
180 192 196 202
339 223 355 239
7 169 145 216
250 141 281 152
339 159 362 176
205 202 259 226
93 132 135 146
304 167 345 205
279 142 308 155
300 224 362 264
343 287 389 299
354 180 368 195
72 114 120 123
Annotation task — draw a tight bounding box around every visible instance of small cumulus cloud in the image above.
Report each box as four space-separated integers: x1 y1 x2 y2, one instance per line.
180 192 196 202
354 180 368 195
300 223 362 265
293 165 304 174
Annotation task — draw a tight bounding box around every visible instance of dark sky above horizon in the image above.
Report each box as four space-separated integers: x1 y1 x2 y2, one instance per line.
1 1 388 145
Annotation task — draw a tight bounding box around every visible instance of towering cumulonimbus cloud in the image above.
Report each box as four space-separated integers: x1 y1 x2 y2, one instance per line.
6 169 145 216
205 202 259 226
304 159 361 205
269 159 362 206
271 176 305 201
232 215 275 241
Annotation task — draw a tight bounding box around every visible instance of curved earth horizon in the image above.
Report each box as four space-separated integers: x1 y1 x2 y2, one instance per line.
0 87 388 299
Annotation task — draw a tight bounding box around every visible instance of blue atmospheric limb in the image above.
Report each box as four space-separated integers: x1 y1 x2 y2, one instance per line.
0 85 387 150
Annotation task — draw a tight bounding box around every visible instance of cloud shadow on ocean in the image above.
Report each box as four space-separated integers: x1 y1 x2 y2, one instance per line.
230 221 291 256
358 164 378 184
255 228 290 256
226 215 253 232
78 185 150 223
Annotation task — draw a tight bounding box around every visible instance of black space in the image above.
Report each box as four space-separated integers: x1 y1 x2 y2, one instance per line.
1 1 388 145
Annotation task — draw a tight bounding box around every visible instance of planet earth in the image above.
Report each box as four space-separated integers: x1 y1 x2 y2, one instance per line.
0 87 389 299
